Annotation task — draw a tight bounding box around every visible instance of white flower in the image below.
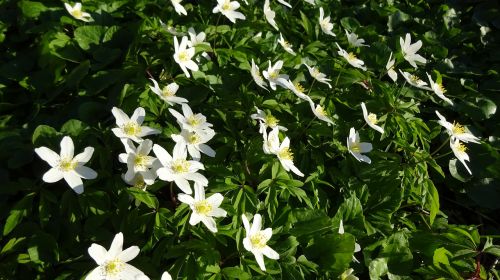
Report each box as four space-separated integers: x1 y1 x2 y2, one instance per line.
304 63 332 88
345 30 368 47
122 173 151 191
347 127 372 164
251 107 288 135
178 183 227 232
435 111 480 144
319 8 336 37
265 128 304 177
386 52 398 82
173 36 198 78
242 214 279 271
35 136 97 194
361 102 384 134
64 2 92 22
171 0 187 16
161 271 172 280
309 103 334 126
400 33 427 68
149 78 188 106
111 107 160 143
263 0 279 30
278 33 296 55
336 43 367 71
169 103 213 134
212 0 246 23
153 143 207 194
171 129 216 160
277 0 292 8
262 60 289 90
303 0 315 5
450 138 472 175
340 268 359 280
118 139 158 186
399 70 431 90
262 127 280 155
284 80 312 104
86 232 149 280
250 59 269 91
426 73 453 105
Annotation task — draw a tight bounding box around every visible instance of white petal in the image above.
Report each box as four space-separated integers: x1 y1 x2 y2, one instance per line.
209 207 227 218
242 214 251 233
131 107 145 124
112 107 130 126
63 172 84 194
262 246 280 260
73 147 94 164
138 126 160 137
198 144 216 157
254 251 266 271
35 147 60 167
200 216 218 232
178 193 195 205
116 263 149 280
88 244 107 265
107 232 124 259
74 166 98 179
189 212 202 225
175 178 192 194
42 168 64 183
207 193 224 207
161 272 172 280
153 144 172 166
117 246 140 263
251 214 262 234
60 136 74 159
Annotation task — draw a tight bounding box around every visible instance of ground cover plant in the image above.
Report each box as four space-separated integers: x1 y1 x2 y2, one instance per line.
0 0 499 279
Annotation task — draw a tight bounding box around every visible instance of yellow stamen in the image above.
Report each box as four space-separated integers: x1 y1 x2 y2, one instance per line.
347 52 357 61
71 10 83 18
278 147 294 161
293 82 305 93
269 71 278 79
312 68 321 78
103 259 124 276
367 113 378 125
188 133 200 144
436 83 446 94
456 142 467 153
410 75 420 83
194 200 212 215
133 175 147 190
452 122 465 134
187 115 201 127
250 232 267 249
350 142 361 153
59 158 77 172
171 159 190 173
222 0 231 10
178 50 190 62
315 105 327 116
123 122 142 136
264 115 278 127
134 155 148 168
162 87 174 97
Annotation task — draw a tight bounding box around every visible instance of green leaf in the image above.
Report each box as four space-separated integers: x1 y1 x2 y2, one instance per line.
66 60 90 88
126 188 159 209
74 26 106 51
304 233 355 274
18 1 47 18
448 159 471 182
60 119 86 137
32 125 58 145
3 193 35 236
221 267 252 279
423 179 440 225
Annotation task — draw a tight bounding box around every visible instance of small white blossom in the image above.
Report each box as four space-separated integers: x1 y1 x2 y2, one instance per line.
64 2 92 22
118 139 158 186
178 183 227 232
345 30 368 47
284 80 312 104
347 127 372 164
161 272 172 280
171 0 187 16
262 60 289 90
319 7 336 37
149 78 188 106
435 111 480 144
35 136 97 194
400 33 427 68
265 128 304 177
212 0 246 23
171 129 216 160
264 0 279 30
304 63 332 88
187 27 206 47
173 36 198 78
340 268 359 280
309 103 334 126
336 43 367 71
278 33 296 55
169 103 213 134
153 143 207 194
399 70 431 90
242 214 279 271
111 107 160 143
450 138 472 175
251 106 288 134
250 59 269 91
426 73 453 105
386 52 398 82
86 233 149 280
361 102 384 134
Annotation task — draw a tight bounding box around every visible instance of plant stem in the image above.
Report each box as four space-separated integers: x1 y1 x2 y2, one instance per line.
430 136 451 156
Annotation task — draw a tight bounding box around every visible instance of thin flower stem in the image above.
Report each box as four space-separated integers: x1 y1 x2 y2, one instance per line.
430 136 451 156
212 14 222 53
307 79 316 96
169 182 177 208
334 66 344 89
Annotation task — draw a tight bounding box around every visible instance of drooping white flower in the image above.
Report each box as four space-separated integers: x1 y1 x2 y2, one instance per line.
450 138 472 175
262 126 280 155
399 70 431 90
118 139 158 186
361 102 384 134
161 272 172 280
212 0 246 23
149 78 188 106
426 73 453 105
251 106 288 134
265 128 304 177
169 103 213 134
35 136 97 194
153 143 207 194
345 30 368 48
111 107 160 143
319 7 336 37
171 0 187 16
263 0 279 31
340 268 359 280
262 60 289 90
304 63 332 88
386 52 398 82
338 220 361 263
64 2 92 22
85 233 149 280
171 129 216 160
435 111 480 144
250 59 269 91
336 43 367 71
242 214 279 271
309 103 334 126
347 127 372 164
173 36 198 78
284 80 312 104
178 183 227 232
278 33 296 55
400 33 427 68
187 27 206 47
277 0 292 8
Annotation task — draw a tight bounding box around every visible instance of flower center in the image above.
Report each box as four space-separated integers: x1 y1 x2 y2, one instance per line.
103 259 124 276
312 68 320 78
194 200 212 215
71 10 83 18
410 75 420 83
188 133 200 144
178 50 190 62
350 142 361 153
278 147 294 161
436 83 446 94
456 142 467 153
293 82 305 93
269 70 279 80
187 115 202 127
367 113 378 124
265 115 278 127
347 52 357 61
134 154 148 168
162 87 174 97
222 1 231 11
282 40 291 48
315 105 326 116
250 232 267 249
59 158 77 172
133 175 147 190
171 159 190 173
452 122 465 134
123 122 141 136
